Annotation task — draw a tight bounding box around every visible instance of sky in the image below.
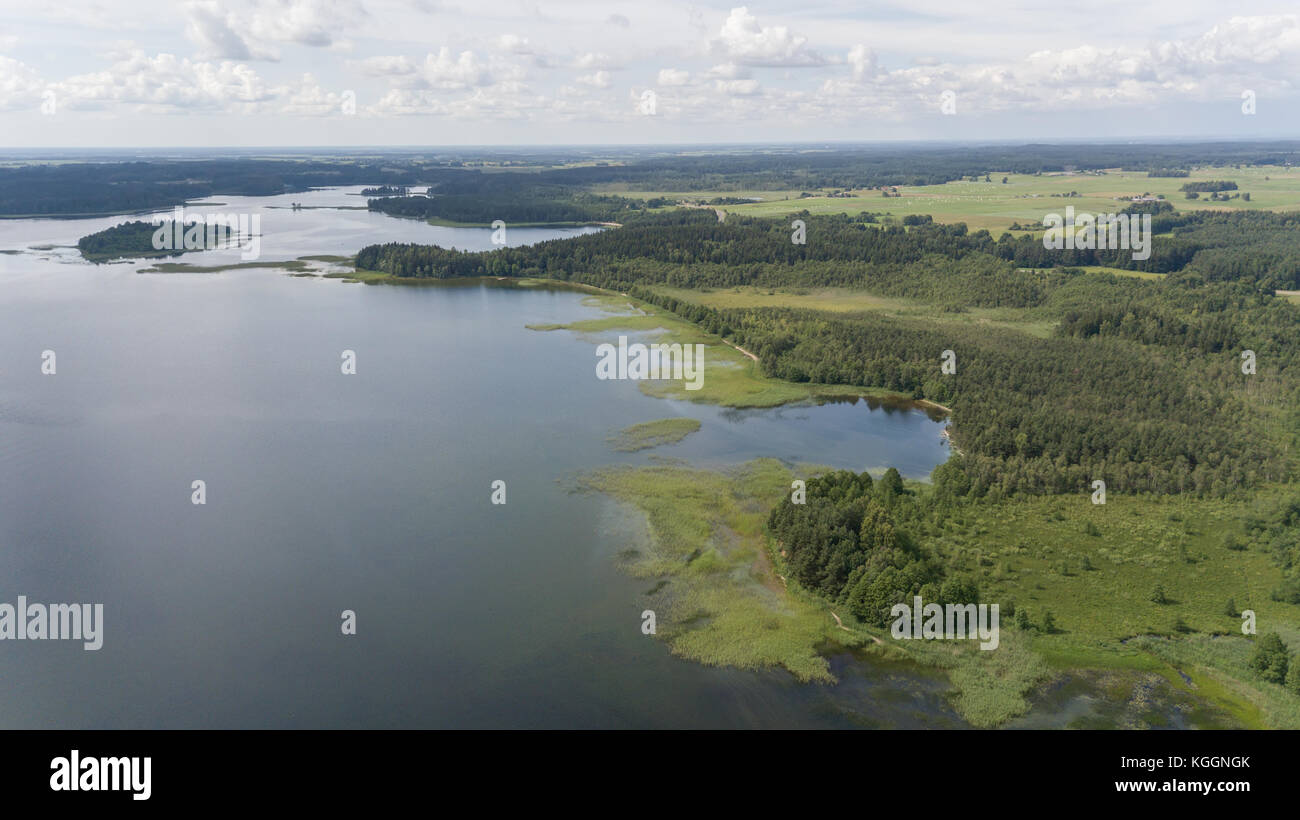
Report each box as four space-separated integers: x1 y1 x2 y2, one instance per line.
2 0 1300 147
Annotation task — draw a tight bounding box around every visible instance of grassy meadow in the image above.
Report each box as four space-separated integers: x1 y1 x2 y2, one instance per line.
527 292 883 407
606 165 1300 234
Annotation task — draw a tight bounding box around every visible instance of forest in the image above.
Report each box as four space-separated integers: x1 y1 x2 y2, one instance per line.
768 469 963 628
0 158 431 216
7 140 1300 217
76 220 177 261
358 204 1300 289
367 188 642 224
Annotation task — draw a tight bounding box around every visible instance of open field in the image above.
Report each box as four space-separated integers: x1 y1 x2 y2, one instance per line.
646 285 1061 338
611 166 1300 233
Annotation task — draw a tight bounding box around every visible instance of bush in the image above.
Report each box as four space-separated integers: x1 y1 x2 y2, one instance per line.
1015 608 1031 630
1249 632 1290 685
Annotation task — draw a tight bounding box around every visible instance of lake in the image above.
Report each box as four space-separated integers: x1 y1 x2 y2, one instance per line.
0 189 971 728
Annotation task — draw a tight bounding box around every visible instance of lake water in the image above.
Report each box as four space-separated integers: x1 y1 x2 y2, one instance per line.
0 188 970 728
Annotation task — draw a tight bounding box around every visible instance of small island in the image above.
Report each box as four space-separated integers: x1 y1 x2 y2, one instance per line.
607 418 702 451
359 185 411 197
77 221 184 262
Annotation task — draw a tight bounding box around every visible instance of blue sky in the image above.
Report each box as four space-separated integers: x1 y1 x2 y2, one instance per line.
2 1 1299 146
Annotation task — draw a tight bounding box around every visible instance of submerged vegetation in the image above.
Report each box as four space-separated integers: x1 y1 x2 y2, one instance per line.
606 418 702 451
580 458 854 685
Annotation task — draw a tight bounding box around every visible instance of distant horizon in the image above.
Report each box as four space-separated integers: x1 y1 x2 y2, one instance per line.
6 136 1300 157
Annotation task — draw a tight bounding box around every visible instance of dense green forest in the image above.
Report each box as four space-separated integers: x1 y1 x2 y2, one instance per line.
76 220 179 261
358 205 1300 289
767 469 966 627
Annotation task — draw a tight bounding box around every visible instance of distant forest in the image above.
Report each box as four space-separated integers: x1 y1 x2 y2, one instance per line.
0 160 430 216
368 189 641 225
359 205 1300 290
5 141 1299 216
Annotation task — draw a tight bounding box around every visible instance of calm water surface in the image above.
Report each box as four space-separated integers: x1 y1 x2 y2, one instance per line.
0 190 970 728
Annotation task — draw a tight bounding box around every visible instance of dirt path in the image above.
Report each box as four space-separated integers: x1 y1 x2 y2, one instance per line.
917 398 953 414
723 339 760 363
830 611 883 644
678 201 727 223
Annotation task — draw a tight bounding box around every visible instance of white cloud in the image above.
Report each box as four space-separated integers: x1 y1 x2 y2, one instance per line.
706 62 750 80
11 5 1300 140
355 55 419 77
0 56 45 110
577 71 612 88
574 52 620 70
362 48 498 89
184 1 269 61
847 45 876 81
422 48 494 89
657 68 690 86
368 85 547 120
818 13 1300 118
248 0 366 49
49 50 274 113
277 72 351 115
497 34 533 55
715 78 760 96
184 0 363 61
709 7 825 67
369 88 450 116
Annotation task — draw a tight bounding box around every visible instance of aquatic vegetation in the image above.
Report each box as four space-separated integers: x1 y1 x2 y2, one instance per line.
606 418 702 452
